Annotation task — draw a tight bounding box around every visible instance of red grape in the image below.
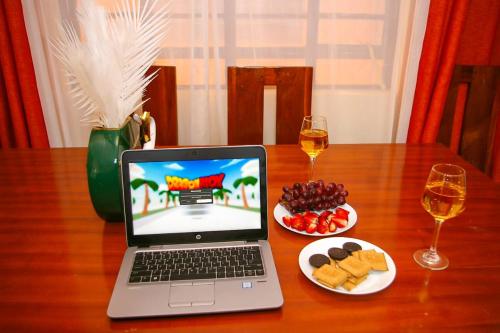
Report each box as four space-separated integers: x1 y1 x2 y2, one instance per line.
279 180 349 213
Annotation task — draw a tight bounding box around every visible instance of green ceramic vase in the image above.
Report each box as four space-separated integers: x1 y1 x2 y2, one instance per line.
87 118 137 222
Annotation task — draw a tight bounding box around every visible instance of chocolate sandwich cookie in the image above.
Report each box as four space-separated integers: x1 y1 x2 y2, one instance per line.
309 254 330 268
328 247 349 261
343 242 362 254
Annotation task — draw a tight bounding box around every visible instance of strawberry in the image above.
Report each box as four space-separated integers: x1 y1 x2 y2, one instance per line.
325 212 334 223
302 210 313 216
317 223 328 234
335 207 350 220
295 220 306 231
303 211 318 219
319 210 332 219
305 223 318 234
303 214 318 226
318 215 329 228
291 214 305 231
328 220 337 232
282 215 292 227
330 214 348 228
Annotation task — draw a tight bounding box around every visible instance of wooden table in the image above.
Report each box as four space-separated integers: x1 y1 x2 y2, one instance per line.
1 144 499 332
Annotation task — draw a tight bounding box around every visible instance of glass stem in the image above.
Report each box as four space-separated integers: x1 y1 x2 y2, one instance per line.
429 218 445 254
309 156 316 181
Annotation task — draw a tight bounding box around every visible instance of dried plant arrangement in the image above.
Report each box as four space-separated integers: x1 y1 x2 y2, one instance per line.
51 0 169 128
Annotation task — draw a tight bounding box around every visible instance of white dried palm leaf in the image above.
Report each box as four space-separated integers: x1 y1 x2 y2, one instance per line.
51 0 170 128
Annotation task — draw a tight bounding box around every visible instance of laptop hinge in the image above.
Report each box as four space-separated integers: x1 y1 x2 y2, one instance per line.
245 240 259 244
137 245 162 249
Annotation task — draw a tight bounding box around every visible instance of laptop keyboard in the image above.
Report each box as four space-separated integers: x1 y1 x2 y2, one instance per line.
128 245 265 284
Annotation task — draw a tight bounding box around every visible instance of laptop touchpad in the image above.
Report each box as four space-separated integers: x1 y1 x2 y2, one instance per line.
169 282 215 307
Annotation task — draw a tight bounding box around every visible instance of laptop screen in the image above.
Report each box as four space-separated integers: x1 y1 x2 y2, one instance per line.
121 146 268 246
128 158 261 236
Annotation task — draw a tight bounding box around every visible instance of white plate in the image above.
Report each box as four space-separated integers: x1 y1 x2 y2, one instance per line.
298 237 396 295
273 203 357 236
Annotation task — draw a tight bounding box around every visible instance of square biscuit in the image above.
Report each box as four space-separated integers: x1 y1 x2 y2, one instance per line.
347 274 368 285
342 280 359 291
356 250 388 271
317 279 338 289
313 264 348 288
343 274 368 291
351 251 360 260
338 255 371 278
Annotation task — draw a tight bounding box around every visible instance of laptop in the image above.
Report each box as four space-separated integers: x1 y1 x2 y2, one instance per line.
107 145 283 318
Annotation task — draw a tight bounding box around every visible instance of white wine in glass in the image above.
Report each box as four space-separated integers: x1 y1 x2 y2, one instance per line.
299 115 329 181
413 163 466 270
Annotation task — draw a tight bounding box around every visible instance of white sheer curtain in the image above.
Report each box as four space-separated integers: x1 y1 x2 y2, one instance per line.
22 0 427 147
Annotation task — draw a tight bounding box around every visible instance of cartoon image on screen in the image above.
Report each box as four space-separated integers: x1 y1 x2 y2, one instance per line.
129 158 261 235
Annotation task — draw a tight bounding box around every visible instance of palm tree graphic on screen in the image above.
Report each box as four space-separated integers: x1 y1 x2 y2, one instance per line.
131 178 159 215
233 176 257 209
171 191 179 206
213 188 232 206
158 190 175 208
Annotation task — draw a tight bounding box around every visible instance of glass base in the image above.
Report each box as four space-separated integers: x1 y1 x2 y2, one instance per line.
413 249 449 270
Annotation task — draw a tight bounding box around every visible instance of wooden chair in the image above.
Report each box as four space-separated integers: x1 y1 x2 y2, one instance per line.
227 67 313 145
438 65 500 177
143 66 178 146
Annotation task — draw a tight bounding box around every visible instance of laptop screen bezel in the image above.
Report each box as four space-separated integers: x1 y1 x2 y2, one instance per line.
121 145 269 247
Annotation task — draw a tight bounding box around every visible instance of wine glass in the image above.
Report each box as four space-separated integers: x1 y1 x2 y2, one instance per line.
413 164 466 270
299 115 329 181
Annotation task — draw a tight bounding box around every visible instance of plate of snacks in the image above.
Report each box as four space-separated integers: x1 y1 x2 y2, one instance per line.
298 237 396 295
274 180 357 236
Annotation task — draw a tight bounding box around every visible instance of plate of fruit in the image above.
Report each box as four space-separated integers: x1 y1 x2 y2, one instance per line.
274 180 357 236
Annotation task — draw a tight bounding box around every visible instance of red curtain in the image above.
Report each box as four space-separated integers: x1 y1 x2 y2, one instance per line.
0 0 49 148
407 0 500 181
407 0 470 144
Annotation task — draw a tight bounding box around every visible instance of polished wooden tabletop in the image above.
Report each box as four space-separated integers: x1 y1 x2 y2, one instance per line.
0 144 499 332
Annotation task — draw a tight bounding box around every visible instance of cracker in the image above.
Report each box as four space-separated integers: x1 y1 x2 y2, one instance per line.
338 255 371 278
347 274 368 285
370 252 388 271
356 250 388 271
342 280 357 291
342 272 368 291
312 264 348 288
351 251 360 260
317 279 338 289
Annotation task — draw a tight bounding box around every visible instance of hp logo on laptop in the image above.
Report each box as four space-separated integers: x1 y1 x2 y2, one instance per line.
196 234 202 240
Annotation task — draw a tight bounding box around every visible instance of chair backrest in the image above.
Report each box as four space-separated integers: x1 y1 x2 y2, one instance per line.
438 65 500 177
143 65 178 146
227 66 313 145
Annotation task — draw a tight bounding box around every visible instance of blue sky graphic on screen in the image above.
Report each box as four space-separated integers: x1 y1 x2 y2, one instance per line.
129 158 261 235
